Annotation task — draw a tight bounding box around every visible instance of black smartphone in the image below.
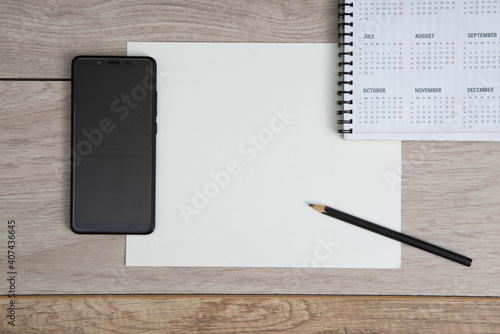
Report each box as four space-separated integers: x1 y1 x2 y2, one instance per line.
71 56 156 234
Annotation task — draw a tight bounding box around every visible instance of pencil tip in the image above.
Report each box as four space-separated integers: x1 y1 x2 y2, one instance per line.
308 204 326 213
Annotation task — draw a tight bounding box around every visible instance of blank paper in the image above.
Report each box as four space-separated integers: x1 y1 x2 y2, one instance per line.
126 42 401 268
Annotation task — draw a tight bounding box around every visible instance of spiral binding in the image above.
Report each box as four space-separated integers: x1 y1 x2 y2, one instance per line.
337 2 354 134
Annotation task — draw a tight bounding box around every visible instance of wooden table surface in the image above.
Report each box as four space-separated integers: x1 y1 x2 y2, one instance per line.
1 0 499 332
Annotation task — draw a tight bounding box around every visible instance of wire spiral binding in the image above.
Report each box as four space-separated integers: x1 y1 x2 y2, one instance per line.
337 2 354 134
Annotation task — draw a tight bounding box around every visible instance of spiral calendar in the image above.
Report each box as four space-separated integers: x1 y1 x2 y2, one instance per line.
338 1 500 140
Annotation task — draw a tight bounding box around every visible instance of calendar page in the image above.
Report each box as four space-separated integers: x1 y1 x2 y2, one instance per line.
342 1 500 140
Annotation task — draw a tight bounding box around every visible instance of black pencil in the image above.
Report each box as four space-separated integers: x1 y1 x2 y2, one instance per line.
309 204 472 267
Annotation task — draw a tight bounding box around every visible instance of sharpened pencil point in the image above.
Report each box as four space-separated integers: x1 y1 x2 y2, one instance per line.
308 204 326 213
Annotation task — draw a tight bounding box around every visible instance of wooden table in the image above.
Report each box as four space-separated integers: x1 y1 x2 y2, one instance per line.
1 0 499 332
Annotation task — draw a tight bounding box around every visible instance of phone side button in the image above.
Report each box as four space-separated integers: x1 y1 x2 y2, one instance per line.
154 91 157 116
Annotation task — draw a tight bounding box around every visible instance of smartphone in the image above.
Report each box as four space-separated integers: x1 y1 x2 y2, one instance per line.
71 56 156 234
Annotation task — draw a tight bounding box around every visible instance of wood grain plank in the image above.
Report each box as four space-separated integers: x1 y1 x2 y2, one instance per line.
1 295 499 333
1 81 499 296
0 0 338 79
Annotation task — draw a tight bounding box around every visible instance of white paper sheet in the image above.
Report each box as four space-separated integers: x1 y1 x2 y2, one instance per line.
126 43 401 268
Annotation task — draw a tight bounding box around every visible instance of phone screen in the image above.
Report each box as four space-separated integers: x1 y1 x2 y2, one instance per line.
71 57 156 234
